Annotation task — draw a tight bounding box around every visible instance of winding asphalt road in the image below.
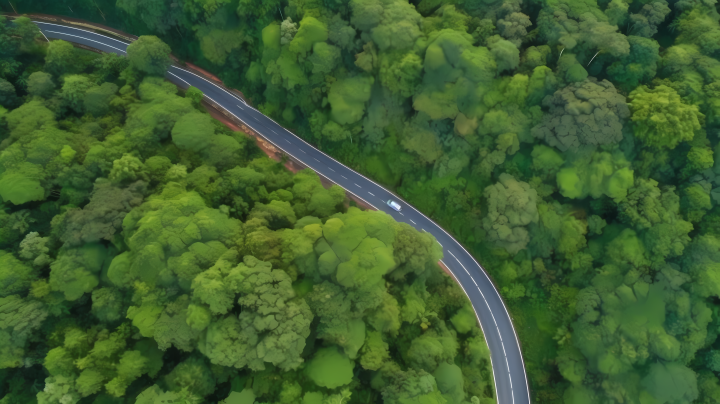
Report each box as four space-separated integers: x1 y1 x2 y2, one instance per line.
34 21 531 404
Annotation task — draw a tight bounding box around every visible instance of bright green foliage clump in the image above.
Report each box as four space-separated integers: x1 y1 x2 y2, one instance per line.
108 184 242 289
628 85 704 149
618 178 693 262
171 111 215 152
565 64 588 83
450 303 477 334
328 76 374 124
413 29 496 120
288 17 328 56
350 0 423 51
109 154 149 185
126 35 172 76
45 39 76 76
0 164 45 205
304 346 355 388
556 151 634 202
198 255 313 371
4 99 55 140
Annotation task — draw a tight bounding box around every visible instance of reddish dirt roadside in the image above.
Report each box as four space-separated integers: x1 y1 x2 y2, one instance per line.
438 260 454 278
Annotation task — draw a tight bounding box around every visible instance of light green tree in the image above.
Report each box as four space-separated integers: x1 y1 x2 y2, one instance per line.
126 36 172 76
628 85 704 149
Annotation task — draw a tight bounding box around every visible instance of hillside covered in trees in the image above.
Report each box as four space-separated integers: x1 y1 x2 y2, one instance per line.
5 0 720 402
0 17 495 404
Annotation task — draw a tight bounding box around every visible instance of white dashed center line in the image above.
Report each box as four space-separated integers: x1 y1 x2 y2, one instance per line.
237 104 244 110
368 192 375 196
355 183 361 188
300 149 306 153
410 219 416 224
341 175 347 179
329 168 335 172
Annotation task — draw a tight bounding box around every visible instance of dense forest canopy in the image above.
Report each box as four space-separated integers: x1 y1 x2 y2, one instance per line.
0 16 495 404
4 0 720 402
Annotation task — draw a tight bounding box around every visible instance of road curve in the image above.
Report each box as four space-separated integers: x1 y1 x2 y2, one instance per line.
35 21 531 404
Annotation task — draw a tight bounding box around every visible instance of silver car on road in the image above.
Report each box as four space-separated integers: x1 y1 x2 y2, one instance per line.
387 199 402 212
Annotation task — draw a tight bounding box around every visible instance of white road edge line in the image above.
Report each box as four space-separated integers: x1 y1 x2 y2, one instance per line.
45 30 126 53
168 72 191 87
37 22 131 45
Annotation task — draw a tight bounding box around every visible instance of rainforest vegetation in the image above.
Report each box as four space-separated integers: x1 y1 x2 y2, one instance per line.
4 0 720 402
0 16 494 404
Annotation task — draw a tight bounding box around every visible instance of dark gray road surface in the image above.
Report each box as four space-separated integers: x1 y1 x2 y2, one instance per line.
36 21 531 404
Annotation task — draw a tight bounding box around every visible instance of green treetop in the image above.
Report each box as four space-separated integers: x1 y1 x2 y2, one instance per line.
482 173 539 254
304 346 355 388
328 76 374 125
349 0 423 51
556 151 634 202
107 183 242 290
198 255 313 372
531 78 630 152
628 84 704 149
44 40 76 77
126 36 172 77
